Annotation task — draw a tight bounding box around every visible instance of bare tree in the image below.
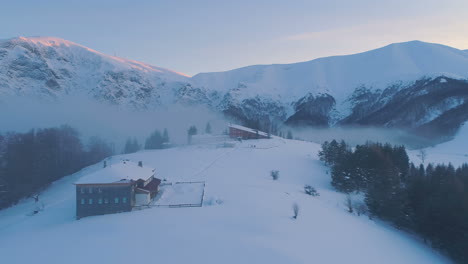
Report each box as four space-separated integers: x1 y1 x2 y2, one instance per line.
417 149 427 164
345 195 353 214
292 203 299 219
356 201 367 216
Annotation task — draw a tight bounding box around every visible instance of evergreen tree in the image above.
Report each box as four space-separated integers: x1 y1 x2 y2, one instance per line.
123 137 140 154
86 136 113 164
187 125 198 144
286 130 293 139
162 128 170 144
205 122 212 134
145 130 164 149
320 138 468 262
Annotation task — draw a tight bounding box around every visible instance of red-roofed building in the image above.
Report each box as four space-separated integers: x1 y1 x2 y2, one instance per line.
228 124 270 140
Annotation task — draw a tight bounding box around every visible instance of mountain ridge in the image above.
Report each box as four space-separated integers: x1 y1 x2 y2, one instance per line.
1 36 468 144
192 40 468 103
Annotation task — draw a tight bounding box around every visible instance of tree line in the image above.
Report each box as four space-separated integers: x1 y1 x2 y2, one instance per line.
123 123 215 154
319 140 468 263
0 125 113 209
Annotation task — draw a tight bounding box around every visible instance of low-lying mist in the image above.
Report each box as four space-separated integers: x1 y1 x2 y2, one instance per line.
0 95 437 152
0 95 229 152
290 126 428 149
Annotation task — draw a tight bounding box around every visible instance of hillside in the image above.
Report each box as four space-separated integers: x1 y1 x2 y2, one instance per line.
193 41 468 104
0 138 449 264
0 36 190 107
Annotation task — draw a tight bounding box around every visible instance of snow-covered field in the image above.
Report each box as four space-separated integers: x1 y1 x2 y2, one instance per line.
154 182 205 206
408 123 468 167
0 138 450 264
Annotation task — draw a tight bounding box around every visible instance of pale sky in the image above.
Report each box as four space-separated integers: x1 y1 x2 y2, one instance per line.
1 0 467 76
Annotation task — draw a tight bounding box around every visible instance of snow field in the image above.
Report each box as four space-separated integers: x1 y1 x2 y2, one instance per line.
0 138 451 264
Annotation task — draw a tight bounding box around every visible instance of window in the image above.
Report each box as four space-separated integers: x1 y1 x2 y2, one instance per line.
104 198 109 204
88 187 93 194
122 197 127 203
98 198 103 204
98 188 102 193
81 199 85 205
88 198 93 205
80 188 85 194
114 197 119 204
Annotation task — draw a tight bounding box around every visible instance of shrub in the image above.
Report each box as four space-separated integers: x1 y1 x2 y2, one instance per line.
304 185 319 196
270 170 279 180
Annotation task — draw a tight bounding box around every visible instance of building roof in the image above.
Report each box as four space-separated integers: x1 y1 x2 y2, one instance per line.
228 124 269 137
141 177 161 193
135 188 150 194
76 160 155 185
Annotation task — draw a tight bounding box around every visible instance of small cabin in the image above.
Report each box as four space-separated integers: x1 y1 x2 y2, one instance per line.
75 161 161 219
134 176 161 205
228 124 270 140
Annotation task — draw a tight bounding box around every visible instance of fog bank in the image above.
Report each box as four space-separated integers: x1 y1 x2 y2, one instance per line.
290 126 428 149
0 95 228 151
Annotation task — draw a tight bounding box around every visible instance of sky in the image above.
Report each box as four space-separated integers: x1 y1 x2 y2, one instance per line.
1 0 468 76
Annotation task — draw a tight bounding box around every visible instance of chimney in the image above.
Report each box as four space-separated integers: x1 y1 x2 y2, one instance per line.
138 161 143 167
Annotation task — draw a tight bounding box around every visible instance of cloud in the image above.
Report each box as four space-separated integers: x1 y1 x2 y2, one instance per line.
281 16 468 51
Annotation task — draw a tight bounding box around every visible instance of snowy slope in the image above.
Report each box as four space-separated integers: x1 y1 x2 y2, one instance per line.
193 41 468 104
409 122 468 166
0 138 449 264
0 36 190 107
2 37 468 110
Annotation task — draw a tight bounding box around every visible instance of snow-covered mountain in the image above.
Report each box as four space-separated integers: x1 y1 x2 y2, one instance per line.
1 37 468 142
193 41 468 104
0 36 190 108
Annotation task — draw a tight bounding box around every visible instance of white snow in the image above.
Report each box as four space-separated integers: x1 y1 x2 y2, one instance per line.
154 182 205 206
2 37 468 119
229 123 269 137
13 36 190 78
413 97 465 126
193 40 468 108
409 122 468 167
0 138 450 264
76 160 155 184
0 36 190 107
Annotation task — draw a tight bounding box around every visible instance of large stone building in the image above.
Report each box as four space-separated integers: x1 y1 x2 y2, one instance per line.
75 161 160 219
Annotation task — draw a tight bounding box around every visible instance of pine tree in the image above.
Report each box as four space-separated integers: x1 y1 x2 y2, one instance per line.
145 130 164 149
123 137 140 154
205 122 212 134
162 128 170 143
187 125 198 144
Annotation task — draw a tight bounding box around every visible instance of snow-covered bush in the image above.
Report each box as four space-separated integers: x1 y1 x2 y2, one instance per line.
270 170 279 180
304 185 319 196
